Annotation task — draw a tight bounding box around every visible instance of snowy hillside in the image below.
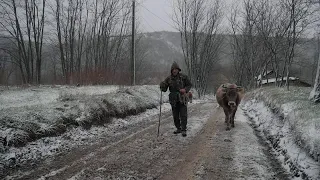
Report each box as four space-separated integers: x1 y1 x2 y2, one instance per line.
141 31 184 71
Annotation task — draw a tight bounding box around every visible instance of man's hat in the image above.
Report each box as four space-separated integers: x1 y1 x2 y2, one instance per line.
171 61 181 72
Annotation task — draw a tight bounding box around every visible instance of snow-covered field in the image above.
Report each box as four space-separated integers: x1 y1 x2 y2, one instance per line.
0 85 169 146
0 85 121 110
242 87 320 179
0 85 173 176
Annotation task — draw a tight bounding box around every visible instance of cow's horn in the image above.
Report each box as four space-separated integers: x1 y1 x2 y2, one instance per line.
237 86 242 89
222 84 227 88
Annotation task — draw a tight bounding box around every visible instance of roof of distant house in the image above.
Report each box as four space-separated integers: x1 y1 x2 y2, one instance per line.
256 70 274 80
260 77 299 85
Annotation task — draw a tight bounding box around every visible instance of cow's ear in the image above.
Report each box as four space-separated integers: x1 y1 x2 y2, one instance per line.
221 84 227 92
222 84 228 89
237 86 244 92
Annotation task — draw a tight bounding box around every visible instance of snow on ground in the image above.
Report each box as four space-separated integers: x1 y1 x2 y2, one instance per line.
230 108 287 179
174 102 218 142
4 84 319 179
1 102 173 178
1 84 208 179
0 85 169 147
0 85 120 110
242 87 320 180
0 85 173 177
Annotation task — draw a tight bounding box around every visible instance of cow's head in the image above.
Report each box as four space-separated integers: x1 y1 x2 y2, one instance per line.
222 84 243 109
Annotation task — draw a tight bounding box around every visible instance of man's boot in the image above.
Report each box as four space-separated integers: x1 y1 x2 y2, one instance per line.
174 129 181 134
181 130 187 137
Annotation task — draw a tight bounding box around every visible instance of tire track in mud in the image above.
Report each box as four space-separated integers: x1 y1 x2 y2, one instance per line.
159 105 231 180
8 102 214 180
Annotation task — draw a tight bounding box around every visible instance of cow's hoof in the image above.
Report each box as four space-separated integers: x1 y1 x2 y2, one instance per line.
231 124 235 128
226 127 231 131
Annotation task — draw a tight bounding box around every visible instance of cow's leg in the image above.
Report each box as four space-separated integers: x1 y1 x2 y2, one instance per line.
223 109 228 123
226 110 231 131
226 114 231 131
231 109 237 128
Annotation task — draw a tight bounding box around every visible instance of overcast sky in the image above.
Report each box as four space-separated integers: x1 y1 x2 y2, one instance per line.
137 0 236 33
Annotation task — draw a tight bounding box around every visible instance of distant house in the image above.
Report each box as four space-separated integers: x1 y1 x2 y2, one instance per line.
256 69 312 87
256 70 274 81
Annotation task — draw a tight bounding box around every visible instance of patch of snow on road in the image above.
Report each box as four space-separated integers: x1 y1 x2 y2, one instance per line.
175 103 216 141
231 107 281 180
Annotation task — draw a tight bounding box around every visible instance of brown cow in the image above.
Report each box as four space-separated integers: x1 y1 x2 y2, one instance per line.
216 83 244 131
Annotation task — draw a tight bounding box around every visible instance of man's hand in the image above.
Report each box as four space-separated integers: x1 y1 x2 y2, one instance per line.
179 89 186 94
160 82 168 92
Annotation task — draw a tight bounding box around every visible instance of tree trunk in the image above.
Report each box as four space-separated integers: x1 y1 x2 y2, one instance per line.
309 52 320 103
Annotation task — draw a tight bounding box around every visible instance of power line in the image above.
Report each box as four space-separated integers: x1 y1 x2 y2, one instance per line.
137 2 177 31
141 15 157 32
139 7 157 32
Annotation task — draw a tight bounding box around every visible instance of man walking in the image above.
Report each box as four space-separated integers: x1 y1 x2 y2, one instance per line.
160 62 192 137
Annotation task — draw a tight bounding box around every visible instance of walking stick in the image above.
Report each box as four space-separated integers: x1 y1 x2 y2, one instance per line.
157 91 162 137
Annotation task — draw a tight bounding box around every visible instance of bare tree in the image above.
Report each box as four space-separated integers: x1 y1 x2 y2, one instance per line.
280 0 313 90
229 0 263 89
52 0 132 84
0 0 28 83
229 0 313 90
0 0 46 84
173 0 224 96
54 0 86 84
26 0 46 84
309 0 320 102
310 43 320 102
0 51 15 85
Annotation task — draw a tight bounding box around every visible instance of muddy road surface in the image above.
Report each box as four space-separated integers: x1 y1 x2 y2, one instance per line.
5 100 289 180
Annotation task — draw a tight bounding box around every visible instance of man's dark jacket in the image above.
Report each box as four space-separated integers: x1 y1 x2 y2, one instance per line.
160 62 192 105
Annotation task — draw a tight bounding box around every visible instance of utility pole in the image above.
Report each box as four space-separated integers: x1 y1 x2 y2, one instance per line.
131 0 136 86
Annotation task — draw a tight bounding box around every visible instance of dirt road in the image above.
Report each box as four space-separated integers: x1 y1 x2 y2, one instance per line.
5 101 289 180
